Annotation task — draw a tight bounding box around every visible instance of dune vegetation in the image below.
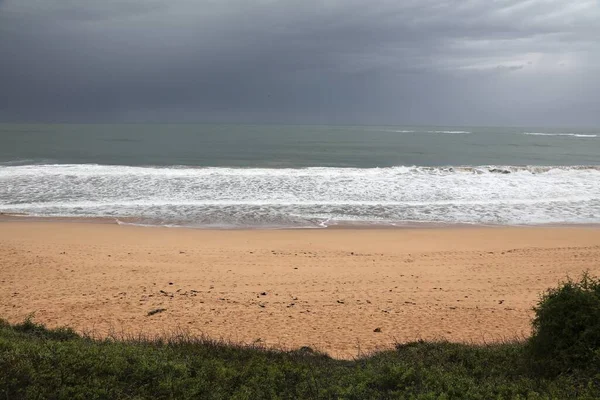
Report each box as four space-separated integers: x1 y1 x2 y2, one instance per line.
1 274 599 399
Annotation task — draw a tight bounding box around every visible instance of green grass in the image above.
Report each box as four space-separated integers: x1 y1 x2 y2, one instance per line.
1 319 600 399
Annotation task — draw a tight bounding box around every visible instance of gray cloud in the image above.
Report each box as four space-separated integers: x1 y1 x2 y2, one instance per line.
0 0 599 126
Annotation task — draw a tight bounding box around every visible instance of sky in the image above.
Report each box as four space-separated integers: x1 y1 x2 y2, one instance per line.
1 0 599 126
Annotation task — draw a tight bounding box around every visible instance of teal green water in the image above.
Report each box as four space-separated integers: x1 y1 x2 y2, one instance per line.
1 124 599 227
1 124 598 167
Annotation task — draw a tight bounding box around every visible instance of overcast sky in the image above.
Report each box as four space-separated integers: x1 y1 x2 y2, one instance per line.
1 0 599 126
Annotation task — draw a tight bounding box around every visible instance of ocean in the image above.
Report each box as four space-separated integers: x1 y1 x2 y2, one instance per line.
1 123 599 228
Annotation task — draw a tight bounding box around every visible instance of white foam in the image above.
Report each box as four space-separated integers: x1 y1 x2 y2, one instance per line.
376 129 470 134
426 130 471 134
1 164 599 227
523 132 598 138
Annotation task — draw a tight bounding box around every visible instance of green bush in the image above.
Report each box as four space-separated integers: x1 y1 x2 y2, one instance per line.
2 319 600 399
529 272 600 376
4 274 600 398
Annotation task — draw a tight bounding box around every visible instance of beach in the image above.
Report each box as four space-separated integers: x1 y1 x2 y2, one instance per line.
1 220 598 359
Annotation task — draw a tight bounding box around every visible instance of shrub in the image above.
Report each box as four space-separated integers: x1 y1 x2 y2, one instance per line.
529 272 600 376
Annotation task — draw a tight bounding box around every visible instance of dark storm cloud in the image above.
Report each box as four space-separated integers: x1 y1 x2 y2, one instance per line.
0 0 599 125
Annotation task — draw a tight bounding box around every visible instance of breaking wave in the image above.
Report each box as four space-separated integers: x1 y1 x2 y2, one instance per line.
523 132 598 138
1 164 599 228
426 130 471 134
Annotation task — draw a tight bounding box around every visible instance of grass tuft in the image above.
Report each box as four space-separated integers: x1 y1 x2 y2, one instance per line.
2 274 600 398
1 319 600 399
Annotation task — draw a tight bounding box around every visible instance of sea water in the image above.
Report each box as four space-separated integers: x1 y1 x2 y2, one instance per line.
1 124 599 227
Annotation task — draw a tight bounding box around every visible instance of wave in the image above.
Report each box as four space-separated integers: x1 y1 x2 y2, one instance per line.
426 130 471 134
2 194 595 209
523 132 598 138
1 164 599 227
3 163 598 176
374 129 469 134
0 159 54 166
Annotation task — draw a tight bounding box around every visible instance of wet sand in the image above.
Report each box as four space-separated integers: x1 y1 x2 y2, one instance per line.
1 221 599 358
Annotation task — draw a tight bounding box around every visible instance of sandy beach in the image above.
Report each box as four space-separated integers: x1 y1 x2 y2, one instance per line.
1 220 599 358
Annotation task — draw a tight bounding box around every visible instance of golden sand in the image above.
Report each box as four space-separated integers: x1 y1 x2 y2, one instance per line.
1 221 599 358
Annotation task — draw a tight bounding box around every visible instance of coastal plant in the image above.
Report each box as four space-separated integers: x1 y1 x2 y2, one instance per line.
3 275 600 398
528 272 600 376
2 319 600 399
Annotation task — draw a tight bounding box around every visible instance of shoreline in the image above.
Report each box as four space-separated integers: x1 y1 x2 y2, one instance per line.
1 221 599 358
2 213 599 230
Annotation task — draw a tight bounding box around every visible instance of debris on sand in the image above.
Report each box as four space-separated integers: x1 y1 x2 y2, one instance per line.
147 308 167 316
